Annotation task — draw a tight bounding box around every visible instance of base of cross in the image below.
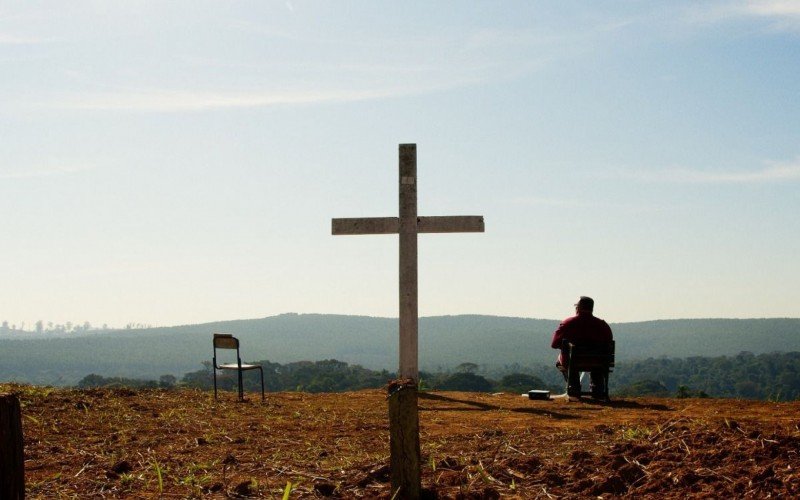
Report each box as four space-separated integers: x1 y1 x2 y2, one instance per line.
387 378 421 499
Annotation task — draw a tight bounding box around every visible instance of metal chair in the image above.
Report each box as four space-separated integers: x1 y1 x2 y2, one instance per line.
560 339 615 400
212 333 265 402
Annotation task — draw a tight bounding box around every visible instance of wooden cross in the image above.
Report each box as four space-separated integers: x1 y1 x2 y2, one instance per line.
332 144 484 380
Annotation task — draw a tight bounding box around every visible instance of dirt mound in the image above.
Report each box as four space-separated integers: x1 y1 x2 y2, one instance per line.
5 383 800 498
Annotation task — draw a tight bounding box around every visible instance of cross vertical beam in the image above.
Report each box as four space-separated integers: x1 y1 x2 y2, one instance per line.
332 143 484 500
398 144 418 380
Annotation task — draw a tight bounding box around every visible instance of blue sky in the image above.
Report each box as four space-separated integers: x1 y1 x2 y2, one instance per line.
1 1 799 328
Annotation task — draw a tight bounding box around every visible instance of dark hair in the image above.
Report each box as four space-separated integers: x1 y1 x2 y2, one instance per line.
576 296 594 311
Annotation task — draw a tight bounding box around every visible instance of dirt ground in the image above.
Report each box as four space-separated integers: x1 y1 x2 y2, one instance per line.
5 383 800 498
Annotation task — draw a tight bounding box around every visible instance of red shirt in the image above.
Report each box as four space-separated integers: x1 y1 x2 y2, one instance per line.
551 312 613 363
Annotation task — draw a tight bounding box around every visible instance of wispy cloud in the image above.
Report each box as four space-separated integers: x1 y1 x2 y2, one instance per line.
687 0 800 33
744 0 800 17
510 196 599 208
630 157 800 184
0 32 52 44
508 196 669 212
37 47 526 112
43 80 476 112
0 164 93 180
0 8 56 45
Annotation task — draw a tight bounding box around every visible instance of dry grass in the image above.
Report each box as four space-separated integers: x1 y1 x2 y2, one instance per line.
5 383 800 498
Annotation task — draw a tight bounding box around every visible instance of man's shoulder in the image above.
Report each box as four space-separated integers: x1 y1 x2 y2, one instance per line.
576 314 612 330
560 315 580 325
592 316 613 337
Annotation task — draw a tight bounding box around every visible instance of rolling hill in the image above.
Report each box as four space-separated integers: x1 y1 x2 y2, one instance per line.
1 314 799 385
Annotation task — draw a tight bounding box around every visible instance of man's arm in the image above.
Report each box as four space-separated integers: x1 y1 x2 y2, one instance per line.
551 321 568 349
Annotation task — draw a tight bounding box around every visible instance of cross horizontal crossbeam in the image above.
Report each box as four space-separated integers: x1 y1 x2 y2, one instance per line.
332 215 484 235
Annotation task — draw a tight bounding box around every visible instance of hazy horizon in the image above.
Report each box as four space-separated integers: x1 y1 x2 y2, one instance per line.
3 310 800 334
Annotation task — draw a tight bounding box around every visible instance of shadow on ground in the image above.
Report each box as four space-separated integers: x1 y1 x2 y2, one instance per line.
419 391 580 420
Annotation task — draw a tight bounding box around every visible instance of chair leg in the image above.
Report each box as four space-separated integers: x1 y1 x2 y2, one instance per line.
589 370 610 400
258 367 265 402
567 364 581 397
237 369 244 401
213 369 218 401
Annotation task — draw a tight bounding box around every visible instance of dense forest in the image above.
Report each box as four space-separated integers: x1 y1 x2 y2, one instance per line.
612 351 800 400
3 314 800 386
77 351 800 401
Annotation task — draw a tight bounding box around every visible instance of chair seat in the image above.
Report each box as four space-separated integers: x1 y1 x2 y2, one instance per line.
217 363 261 371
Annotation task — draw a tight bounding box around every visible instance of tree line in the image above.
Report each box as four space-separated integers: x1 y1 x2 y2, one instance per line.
1 321 101 335
76 351 800 401
0 321 153 335
79 359 554 395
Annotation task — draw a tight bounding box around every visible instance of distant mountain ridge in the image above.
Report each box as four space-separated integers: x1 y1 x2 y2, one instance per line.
1 313 799 385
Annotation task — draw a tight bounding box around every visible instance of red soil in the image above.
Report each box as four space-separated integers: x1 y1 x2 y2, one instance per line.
6 384 800 498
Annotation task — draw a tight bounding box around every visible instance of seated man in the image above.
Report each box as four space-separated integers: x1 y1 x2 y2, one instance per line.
551 296 613 397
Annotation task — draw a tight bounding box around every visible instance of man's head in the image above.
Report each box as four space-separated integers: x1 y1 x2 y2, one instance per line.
574 296 594 314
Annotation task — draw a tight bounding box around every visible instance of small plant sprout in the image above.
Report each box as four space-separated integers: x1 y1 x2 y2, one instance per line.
621 426 651 440
282 481 293 500
152 460 164 494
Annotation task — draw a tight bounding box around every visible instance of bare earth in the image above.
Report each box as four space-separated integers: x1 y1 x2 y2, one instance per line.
6 383 800 498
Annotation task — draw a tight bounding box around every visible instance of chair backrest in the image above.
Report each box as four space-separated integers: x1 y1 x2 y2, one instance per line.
213 333 239 350
561 339 615 371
